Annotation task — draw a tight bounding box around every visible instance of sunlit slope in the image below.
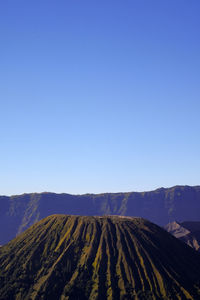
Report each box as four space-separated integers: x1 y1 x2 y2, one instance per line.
165 221 200 251
0 215 200 300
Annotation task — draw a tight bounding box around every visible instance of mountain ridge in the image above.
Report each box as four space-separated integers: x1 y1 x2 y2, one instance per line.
1 185 200 245
4 184 200 197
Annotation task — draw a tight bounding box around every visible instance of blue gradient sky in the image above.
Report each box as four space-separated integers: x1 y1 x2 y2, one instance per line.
1 0 200 195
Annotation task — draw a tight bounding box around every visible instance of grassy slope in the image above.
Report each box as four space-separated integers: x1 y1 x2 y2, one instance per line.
0 215 200 300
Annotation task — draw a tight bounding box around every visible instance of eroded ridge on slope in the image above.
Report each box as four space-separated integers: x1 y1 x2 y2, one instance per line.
0 215 200 300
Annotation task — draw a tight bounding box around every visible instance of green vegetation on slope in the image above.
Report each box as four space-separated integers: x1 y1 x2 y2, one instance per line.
0 215 200 300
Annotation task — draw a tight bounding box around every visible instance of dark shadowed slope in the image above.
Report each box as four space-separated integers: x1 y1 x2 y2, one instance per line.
0 215 200 300
1 185 200 244
165 221 200 251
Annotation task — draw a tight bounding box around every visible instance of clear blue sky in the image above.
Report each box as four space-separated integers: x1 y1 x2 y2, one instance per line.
1 0 200 195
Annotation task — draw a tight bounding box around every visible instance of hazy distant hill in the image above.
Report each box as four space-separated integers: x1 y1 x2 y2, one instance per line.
165 220 200 251
1 215 200 300
0 185 200 244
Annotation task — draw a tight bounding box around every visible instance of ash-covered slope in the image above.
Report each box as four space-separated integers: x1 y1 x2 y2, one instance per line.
1 185 200 245
165 221 200 251
0 215 200 300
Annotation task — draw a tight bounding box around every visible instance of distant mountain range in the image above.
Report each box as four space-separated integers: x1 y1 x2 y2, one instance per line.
1 215 200 300
165 221 200 251
0 185 200 244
